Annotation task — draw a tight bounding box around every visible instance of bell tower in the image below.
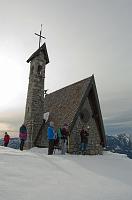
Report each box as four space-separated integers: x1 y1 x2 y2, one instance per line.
24 43 49 148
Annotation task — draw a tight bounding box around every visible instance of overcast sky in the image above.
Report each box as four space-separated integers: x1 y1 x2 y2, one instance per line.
0 0 132 136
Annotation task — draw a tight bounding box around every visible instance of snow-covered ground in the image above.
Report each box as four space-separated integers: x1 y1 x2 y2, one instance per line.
0 147 132 200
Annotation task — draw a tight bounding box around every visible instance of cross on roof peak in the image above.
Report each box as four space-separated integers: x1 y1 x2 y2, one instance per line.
35 24 46 48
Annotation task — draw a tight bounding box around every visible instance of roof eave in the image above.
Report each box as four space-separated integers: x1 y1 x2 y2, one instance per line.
26 43 49 64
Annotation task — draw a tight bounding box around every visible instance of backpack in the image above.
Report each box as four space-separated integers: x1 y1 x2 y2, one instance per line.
54 128 62 147
57 128 62 139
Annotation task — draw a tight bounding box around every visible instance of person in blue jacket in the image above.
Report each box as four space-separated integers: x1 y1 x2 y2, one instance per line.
47 121 55 155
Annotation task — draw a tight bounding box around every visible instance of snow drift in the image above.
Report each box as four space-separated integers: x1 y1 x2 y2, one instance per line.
0 147 132 200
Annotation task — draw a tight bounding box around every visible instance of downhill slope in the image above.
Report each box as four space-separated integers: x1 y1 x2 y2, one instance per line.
0 147 132 200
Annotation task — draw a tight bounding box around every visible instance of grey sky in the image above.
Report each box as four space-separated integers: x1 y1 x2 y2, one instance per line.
0 0 132 135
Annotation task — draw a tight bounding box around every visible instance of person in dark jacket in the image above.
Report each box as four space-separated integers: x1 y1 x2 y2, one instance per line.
80 126 89 154
61 123 69 155
47 121 55 155
19 124 27 151
4 132 10 147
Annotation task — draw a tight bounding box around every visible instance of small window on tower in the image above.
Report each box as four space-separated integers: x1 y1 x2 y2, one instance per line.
37 65 42 75
27 107 29 112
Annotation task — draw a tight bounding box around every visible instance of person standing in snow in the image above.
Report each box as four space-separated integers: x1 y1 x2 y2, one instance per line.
19 124 27 151
47 121 55 155
4 132 10 147
54 127 62 149
80 126 89 154
61 123 69 155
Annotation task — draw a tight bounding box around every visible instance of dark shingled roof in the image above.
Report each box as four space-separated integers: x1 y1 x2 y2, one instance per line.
44 76 92 129
27 43 49 64
43 75 106 146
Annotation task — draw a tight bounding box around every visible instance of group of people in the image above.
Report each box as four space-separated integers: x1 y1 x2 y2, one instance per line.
3 124 27 151
47 122 69 155
47 121 90 155
3 122 90 155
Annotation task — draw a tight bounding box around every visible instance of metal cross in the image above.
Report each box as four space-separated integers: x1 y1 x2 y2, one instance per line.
35 24 46 48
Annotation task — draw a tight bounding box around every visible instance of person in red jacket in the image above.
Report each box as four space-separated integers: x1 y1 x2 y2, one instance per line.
4 132 10 147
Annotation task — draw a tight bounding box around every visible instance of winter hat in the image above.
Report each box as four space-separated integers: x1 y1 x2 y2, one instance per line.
63 123 68 126
50 121 54 127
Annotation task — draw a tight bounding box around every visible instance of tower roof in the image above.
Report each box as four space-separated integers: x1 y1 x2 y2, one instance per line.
27 43 49 64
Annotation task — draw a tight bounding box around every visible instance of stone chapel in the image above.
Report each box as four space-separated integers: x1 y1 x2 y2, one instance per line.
24 43 106 155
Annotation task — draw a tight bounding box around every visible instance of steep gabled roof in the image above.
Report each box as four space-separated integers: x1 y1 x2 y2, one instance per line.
27 43 49 64
44 75 106 146
70 76 106 146
44 76 92 128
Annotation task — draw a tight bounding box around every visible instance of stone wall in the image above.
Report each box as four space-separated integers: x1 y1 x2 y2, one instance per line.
69 95 103 155
35 123 48 147
24 53 46 148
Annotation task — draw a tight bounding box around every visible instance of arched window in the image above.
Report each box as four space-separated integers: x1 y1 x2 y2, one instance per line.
37 65 42 75
80 108 90 123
